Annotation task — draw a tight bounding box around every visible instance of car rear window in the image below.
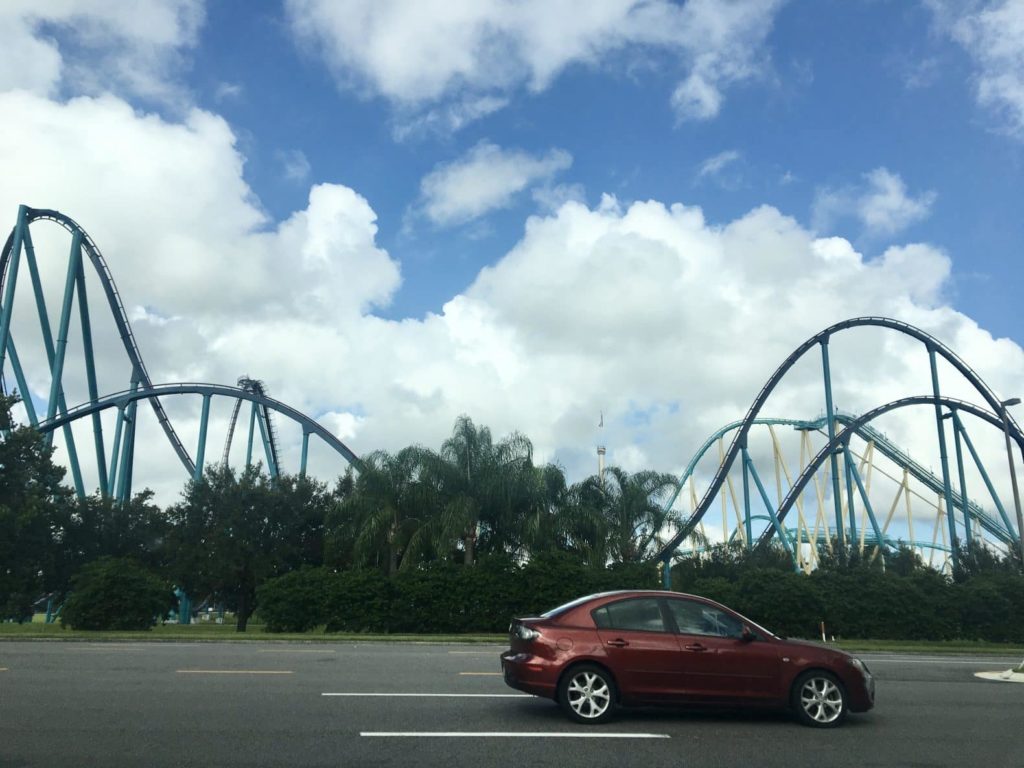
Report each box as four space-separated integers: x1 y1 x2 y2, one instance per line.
592 598 667 633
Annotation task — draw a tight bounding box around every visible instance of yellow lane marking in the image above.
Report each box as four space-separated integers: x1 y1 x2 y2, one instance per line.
176 670 294 675
459 672 502 676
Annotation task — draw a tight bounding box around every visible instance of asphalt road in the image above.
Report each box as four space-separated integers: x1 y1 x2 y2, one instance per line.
1 641 1021 768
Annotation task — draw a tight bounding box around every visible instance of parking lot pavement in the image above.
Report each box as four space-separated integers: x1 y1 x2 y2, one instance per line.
1 642 1022 767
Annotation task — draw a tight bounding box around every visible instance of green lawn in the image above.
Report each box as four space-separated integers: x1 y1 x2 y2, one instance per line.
2 620 1023 654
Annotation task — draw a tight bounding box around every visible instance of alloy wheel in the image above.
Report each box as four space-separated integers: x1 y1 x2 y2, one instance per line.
799 676 844 724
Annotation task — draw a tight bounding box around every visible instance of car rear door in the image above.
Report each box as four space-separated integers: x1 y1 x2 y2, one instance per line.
592 597 685 702
664 597 782 702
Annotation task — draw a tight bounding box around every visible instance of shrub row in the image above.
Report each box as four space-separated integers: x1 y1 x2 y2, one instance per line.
256 554 660 633
674 567 1024 642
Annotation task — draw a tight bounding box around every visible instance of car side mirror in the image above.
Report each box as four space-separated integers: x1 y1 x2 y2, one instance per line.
741 625 756 642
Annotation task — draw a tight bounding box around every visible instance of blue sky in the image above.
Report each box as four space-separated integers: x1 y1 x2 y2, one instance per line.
176 0 1024 335
2 0 1024 504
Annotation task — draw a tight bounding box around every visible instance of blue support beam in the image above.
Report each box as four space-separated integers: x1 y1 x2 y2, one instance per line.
0 205 26 376
929 347 960 566
245 401 256 468
949 410 973 548
743 448 796 567
844 445 884 548
954 411 1016 541
821 340 845 548
75 258 108 495
300 429 310 477
741 442 752 549
2 332 36 425
194 394 211 482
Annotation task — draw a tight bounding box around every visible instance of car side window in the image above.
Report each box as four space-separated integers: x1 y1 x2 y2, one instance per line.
666 599 743 638
593 598 667 633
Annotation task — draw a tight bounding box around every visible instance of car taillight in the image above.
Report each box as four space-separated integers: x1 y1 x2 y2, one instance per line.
514 624 540 641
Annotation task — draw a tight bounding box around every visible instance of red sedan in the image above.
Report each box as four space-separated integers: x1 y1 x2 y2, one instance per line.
500 590 874 727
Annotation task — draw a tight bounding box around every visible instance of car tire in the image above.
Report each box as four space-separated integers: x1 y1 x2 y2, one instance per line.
792 670 848 728
557 663 617 725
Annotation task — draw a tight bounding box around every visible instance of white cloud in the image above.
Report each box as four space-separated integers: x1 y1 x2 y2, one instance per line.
813 167 937 237
2 26 1022 523
278 149 312 182
419 142 572 226
0 1 204 104
929 0 1024 137
285 0 785 129
697 149 741 179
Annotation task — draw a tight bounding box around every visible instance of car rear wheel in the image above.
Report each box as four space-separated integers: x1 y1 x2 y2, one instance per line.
558 664 616 724
792 670 847 728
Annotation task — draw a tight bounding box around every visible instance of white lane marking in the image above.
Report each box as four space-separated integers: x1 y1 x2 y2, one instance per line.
323 692 528 698
361 732 670 739
0 667 8 672
258 649 336 654
177 670 293 674
458 672 502 676
860 657 1022 665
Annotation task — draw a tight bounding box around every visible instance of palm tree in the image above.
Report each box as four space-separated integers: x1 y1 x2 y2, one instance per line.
422 415 536 564
341 447 433 575
571 466 682 563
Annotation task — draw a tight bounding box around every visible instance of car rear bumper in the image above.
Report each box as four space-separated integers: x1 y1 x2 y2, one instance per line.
500 651 558 699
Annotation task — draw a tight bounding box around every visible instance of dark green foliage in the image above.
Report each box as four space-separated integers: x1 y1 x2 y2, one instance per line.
0 394 75 619
256 567 337 632
61 557 172 630
164 465 336 631
324 570 393 632
672 543 1023 641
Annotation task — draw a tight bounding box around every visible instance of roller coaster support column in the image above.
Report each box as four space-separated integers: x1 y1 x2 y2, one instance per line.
662 558 672 590
929 347 960 568
743 446 797 569
844 445 884 551
75 253 108 495
300 430 310 477
999 398 1024 568
954 410 1015 536
1 335 36 426
821 340 845 548
0 205 26 379
245 401 257 468
741 439 752 549
946 410 973 547
194 394 211 482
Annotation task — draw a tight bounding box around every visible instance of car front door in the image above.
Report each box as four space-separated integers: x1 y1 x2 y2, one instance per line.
664 597 782 702
592 597 685 702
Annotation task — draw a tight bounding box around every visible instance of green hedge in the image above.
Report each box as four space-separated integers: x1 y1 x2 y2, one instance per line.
257 554 660 634
61 557 173 631
673 548 1024 642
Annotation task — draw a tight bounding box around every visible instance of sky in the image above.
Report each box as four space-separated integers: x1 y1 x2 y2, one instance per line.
2 0 1024 515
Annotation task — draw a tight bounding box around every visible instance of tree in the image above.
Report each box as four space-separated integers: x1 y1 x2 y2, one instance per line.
332 447 435 575
0 393 75 620
61 556 172 630
422 415 538 564
571 467 681 563
164 464 333 631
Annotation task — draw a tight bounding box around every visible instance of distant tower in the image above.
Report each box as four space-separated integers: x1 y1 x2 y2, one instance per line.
597 410 605 486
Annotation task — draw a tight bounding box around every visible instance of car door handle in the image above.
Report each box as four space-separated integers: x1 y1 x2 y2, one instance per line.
684 643 707 652
606 639 629 648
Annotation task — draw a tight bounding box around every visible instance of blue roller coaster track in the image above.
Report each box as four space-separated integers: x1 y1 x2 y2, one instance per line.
657 318 1024 579
0 205 360 503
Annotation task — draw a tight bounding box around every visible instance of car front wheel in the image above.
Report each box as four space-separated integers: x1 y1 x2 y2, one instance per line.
558 664 616 725
792 670 848 728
